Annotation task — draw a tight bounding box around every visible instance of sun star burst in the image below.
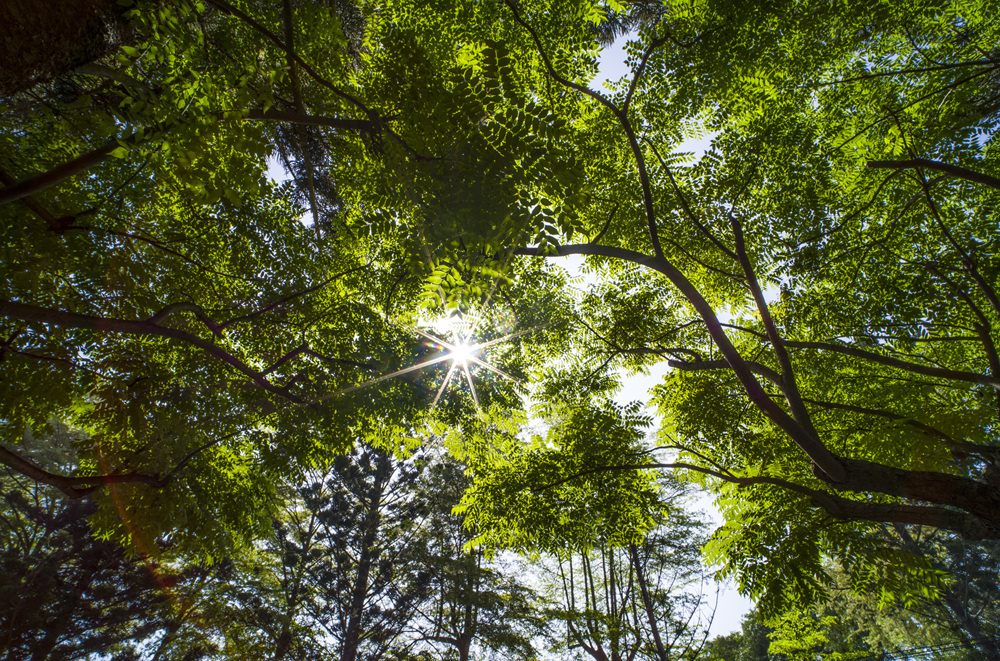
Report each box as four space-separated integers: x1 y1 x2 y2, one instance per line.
314 314 539 412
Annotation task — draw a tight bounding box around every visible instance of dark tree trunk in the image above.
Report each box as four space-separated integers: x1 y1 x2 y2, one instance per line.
341 453 389 661
629 544 669 661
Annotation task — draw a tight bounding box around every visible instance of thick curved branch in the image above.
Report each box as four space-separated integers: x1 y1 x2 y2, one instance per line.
867 157 1000 191
0 138 120 206
0 446 167 499
516 242 848 481
0 165 58 226
534 460 998 539
0 427 239 498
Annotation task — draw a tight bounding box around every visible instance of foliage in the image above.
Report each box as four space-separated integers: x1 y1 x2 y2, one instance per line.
436 0 1000 613
540 476 715 661
458 397 660 554
0 0 574 554
6 0 1000 637
0 463 189 661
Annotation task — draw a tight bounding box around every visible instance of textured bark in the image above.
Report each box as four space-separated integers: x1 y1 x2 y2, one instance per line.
833 457 1000 534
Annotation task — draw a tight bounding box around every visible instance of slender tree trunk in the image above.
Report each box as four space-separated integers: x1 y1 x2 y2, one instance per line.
629 544 669 661
457 634 472 661
341 454 389 661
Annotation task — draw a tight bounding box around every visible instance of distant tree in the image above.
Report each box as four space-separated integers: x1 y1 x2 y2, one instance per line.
891 526 1000 660
542 477 714 661
701 612 779 661
762 527 1000 661
0 470 182 660
215 440 427 661
405 456 547 661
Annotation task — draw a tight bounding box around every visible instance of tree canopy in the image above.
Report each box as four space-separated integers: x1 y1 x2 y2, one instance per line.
3 0 1000 652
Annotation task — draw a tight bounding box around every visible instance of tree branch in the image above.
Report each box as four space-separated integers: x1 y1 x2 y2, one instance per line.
501 0 664 260
515 242 849 482
783 338 1000 388
0 299 299 402
867 157 1000 191
821 59 997 87
206 0 374 117
245 109 375 132
732 218 821 442
668 357 783 389
533 459 998 539
0 446 167 499
0 138 120 206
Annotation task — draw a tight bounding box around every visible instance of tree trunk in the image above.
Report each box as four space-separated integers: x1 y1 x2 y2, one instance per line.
340 453 389 661
629 544 669 661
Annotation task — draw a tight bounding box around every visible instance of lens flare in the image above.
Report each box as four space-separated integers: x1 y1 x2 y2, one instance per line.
449 340 476 366
308 314 546 413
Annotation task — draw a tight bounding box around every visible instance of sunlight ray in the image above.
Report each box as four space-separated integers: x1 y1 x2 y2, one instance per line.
462 362 480 410
432 362 458 409
466 355 521 383
313 353 452 402
303 313 544 410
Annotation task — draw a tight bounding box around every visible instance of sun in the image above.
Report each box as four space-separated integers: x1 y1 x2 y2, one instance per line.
449 340 476 366
311 310 541 413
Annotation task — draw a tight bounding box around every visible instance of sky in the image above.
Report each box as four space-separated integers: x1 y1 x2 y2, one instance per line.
591 36 754 637
264 35 753 637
